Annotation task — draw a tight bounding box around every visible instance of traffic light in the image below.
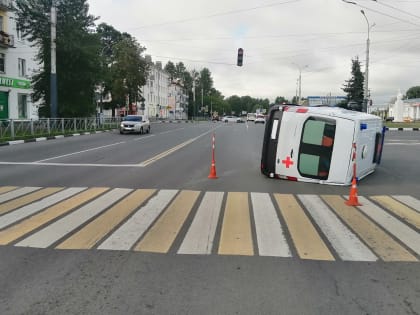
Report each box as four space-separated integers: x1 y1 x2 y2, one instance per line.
237 48 244 67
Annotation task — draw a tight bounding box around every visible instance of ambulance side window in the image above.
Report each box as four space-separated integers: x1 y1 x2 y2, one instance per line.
298 118 336 180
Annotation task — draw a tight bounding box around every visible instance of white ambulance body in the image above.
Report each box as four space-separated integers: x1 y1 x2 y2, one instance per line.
261 105 385 185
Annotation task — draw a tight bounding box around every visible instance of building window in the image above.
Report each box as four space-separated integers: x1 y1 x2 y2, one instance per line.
18 58 26 77
0 53 5 73
18 94 28 119
16 23 23 41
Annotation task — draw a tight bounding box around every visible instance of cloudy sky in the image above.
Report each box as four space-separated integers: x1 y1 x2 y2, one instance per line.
87 0 420 106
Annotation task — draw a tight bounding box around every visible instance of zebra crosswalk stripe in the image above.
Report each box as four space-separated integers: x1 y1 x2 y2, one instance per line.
0 188 109 245
135 190 200 253
0 188 87 230
274 194 334 261
0 187 18 195
0 188 63 215
178 192 224 255
371 196 420 229
251 193 291 257
357 196 420 256
299 195 377 262
0 187 41 204
322 195 417 262
98 190 178 251
56 189 156 250
15 188 132 248
392 195 420 214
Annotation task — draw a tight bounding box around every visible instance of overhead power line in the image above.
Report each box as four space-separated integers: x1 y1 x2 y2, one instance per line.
375 0 420 21
127 0 301 30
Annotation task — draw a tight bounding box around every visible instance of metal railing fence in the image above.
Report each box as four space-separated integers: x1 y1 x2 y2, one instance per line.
0 117 122 142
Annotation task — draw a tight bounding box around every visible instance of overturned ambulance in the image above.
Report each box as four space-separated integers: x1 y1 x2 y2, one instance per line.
261 105 385 185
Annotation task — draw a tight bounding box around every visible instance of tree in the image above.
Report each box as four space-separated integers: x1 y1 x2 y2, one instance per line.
164 61 176 80
342 57 364 111
15 0 102 117
406 86 420 99
275 96 289 104
109 36 149 108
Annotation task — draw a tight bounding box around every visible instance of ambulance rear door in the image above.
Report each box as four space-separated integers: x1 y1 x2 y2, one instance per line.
261 106 283 177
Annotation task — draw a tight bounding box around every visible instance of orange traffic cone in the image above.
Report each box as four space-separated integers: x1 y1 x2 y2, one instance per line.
208 160 218 179
208 134 218 179
345 177 361 206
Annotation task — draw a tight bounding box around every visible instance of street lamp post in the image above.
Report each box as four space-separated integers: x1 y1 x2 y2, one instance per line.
361 9 375 113
342 1 375 112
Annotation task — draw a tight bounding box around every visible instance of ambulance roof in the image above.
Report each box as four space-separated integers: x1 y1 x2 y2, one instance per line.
282 105 381 121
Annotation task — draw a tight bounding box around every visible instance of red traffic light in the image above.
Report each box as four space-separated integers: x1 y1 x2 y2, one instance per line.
237 48 244 67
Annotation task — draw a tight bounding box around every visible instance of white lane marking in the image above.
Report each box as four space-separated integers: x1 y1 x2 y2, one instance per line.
0 187 42 204
15 188 132 248
358 196 420 255
0 162 144 168
251 193 291 257
392 196 420 213
384 143 420 146
98 190 178 251
34 141 127 163
0 188 87 229
178 192 224 255
298 195 377 262
138 127 219 166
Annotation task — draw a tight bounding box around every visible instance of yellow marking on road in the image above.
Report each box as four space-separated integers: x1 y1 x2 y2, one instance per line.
56 189 155 250
0 188 64 215
218 192 254 256
135 190 200 253
0 187 17 195
274 194 334 261
371 196 420 229
0 188 109 245
323 195 417 262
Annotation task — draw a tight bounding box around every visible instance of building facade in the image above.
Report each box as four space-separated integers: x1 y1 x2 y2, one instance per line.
389 90 420 122
168 79 188 120
0 0 38 120
141 59 170 119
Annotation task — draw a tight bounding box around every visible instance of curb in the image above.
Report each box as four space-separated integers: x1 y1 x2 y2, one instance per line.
386 127 420 131
0 129 115 147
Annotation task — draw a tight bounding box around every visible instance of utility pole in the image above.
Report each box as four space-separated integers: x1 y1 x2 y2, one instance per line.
50 2 58 118
361 10 374 113
292 63 308 105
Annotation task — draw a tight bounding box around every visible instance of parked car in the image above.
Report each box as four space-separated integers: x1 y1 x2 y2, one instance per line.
120 115 150 134
223 115 242 123
385 116 394 122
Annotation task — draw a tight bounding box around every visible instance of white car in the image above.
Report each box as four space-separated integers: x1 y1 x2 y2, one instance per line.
254 115 266 124
223 115 242 123
120 115 151 134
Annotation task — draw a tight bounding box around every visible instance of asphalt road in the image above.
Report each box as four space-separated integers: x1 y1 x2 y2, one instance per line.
0 122 419 315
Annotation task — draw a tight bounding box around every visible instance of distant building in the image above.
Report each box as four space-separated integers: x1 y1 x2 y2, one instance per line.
307 96 347 107
0 1 39 120
141 57 170 119
168 79 188 120
389 90 420 122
